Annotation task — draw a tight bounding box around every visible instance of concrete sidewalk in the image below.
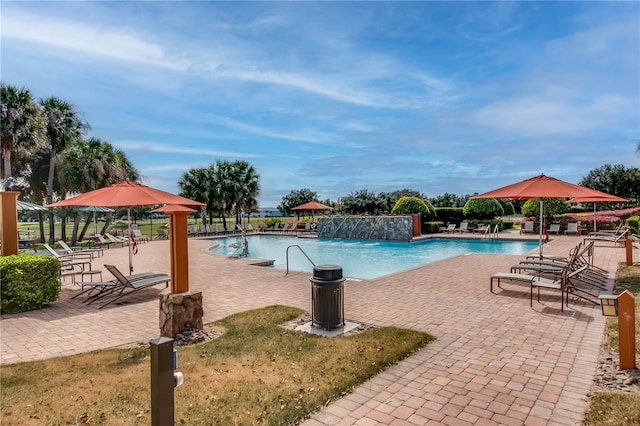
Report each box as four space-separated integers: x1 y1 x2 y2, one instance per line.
1 232 636 425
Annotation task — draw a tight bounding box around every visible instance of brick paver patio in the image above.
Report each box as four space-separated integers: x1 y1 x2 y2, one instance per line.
1 230 637 425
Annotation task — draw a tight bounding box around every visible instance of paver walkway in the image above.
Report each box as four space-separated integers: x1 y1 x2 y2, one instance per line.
1 231 637 425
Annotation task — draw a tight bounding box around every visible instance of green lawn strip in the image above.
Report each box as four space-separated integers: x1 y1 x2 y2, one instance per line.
1 306 432 425
584 263 640 426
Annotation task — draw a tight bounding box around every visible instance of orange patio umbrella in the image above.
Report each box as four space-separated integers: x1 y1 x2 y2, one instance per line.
472 174 615 257
567 194 628 232
47 181 204 274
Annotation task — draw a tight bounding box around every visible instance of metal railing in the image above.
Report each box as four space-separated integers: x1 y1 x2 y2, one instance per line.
285 245 316 275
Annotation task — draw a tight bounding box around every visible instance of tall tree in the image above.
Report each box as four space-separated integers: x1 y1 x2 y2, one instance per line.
178 166 216 224
230 160 260 224
579 164 640 204
41 97 89 243
0 84 45 180
278 188 318 216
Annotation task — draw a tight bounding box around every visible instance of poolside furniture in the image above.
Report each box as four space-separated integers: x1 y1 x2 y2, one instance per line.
156 228 168 239
547 224 561 235
245 223 255 232
216 224 226 234
520 221 534 234
132 229 150 243
58 240 103 258
187 226 198 237
198 224 208 236
105 233 127 247
455 222 470 233
583 229 630 245
564 223 579 235
93 264 170 309
225 225 235 234
588 223 625 237
441 223 456 233
208 224 217 235
473 225 490 234
93 234 114 248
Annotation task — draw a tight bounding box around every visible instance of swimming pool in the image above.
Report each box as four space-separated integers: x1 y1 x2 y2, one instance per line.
210 235 539 280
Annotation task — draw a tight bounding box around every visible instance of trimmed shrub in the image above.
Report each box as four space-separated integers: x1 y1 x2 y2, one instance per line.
434 207 464 225
0 254 60 314
521 198 571 218
463 198 504 220
391 196 436 220
497 198 515 216
423 221 444 234
626 215 639 236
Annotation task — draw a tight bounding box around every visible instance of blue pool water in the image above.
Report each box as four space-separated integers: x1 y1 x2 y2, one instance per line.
210 235 539 280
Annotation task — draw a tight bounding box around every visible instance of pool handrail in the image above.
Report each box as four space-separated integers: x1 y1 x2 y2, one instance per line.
285 245 316 276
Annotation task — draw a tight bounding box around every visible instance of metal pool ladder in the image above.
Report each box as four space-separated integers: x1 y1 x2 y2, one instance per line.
285 245 316 275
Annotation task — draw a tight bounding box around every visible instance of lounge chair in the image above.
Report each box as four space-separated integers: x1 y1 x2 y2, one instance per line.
156 228 168 239
105 233 127 247
44 243 93 261
93 264 170 309
216 224 226 234
564 223 579 236
583 229 630 245
245 223 255 232
187 226 198 237
473 225 490 234
455 222 470 233
132 229 150 243
225 225 235 234
198 224 209 236
57 240 103 258
547 224 561 235
588 223 625 237
441 223 456 233
520 221 534 234
208 224 217 235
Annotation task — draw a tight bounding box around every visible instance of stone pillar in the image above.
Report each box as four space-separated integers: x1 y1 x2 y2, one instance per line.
159 290 203 338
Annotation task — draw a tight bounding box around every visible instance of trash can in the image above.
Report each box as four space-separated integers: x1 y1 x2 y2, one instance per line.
311 264 345 330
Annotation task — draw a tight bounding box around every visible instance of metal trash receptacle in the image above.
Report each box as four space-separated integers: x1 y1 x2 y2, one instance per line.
311 264 345 330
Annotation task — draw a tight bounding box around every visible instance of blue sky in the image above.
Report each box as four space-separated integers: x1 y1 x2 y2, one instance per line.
2 1 638 207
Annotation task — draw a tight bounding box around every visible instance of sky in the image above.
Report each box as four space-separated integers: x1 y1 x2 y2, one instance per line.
1 1 638 207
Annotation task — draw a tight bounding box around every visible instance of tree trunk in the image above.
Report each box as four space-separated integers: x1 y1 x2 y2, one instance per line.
71 213 81 245
61 209 67 242
2 144 12 180
78 213 92 242
46 147 57 244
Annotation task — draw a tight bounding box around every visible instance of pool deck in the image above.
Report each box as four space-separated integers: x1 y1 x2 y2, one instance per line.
1 230 638 425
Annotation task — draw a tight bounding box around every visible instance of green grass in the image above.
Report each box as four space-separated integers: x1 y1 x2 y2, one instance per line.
584 262 640 426
0 306 433 425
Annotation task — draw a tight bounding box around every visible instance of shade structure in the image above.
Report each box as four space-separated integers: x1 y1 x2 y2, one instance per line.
472 174 617 257
292 201 333 211
77 206 115 236
567 194 628 232
17 200 47 211
47 181 204 274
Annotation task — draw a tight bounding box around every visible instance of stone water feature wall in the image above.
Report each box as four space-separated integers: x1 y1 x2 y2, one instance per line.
317 216 413 241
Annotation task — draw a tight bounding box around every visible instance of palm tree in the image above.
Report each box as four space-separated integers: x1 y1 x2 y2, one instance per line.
41 97 89 243
230 160 260 225
0 84 45 180
178 166 215 225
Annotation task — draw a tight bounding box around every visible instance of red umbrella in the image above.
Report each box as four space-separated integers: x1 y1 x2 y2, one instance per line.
567 194 628 232
292 201 333 211
472 174 617 257
291 200 333 219
47 181 204 273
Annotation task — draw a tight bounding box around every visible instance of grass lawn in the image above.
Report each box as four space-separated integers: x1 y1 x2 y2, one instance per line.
584 262 640 426
0 306 432 425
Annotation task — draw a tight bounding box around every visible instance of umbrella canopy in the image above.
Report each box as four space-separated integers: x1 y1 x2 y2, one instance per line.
472 174 615 257
77 206 116 236
292 201 333 211
17 200 47 211
47 181 204 274
567 194 628 232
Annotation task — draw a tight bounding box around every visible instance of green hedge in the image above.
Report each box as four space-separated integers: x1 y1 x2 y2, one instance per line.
423 221 445 234
0 254 61 314
434 207 464 225
626 216 639 236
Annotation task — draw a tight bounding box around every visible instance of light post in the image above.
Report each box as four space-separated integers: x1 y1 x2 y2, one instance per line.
599 290 636 370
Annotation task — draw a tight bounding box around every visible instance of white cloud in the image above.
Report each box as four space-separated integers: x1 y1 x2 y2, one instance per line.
113 141 261 159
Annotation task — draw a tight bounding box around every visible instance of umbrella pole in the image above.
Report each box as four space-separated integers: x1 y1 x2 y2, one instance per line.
539 199 544 258
593 204 597 233
128 207 133 274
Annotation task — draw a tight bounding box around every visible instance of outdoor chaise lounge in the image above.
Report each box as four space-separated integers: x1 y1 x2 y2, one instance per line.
156 228 168 239
57 240 103 259
90 264 170 309
441 223 456 233
520 221 534 234
547 224 561 235
583 229 630 245
564 223 579 235
455 222 470 233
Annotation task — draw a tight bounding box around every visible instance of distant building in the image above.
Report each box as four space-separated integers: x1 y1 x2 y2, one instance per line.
251 207 285 217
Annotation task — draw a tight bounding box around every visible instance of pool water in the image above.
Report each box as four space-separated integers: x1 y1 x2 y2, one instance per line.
211 235 539 280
